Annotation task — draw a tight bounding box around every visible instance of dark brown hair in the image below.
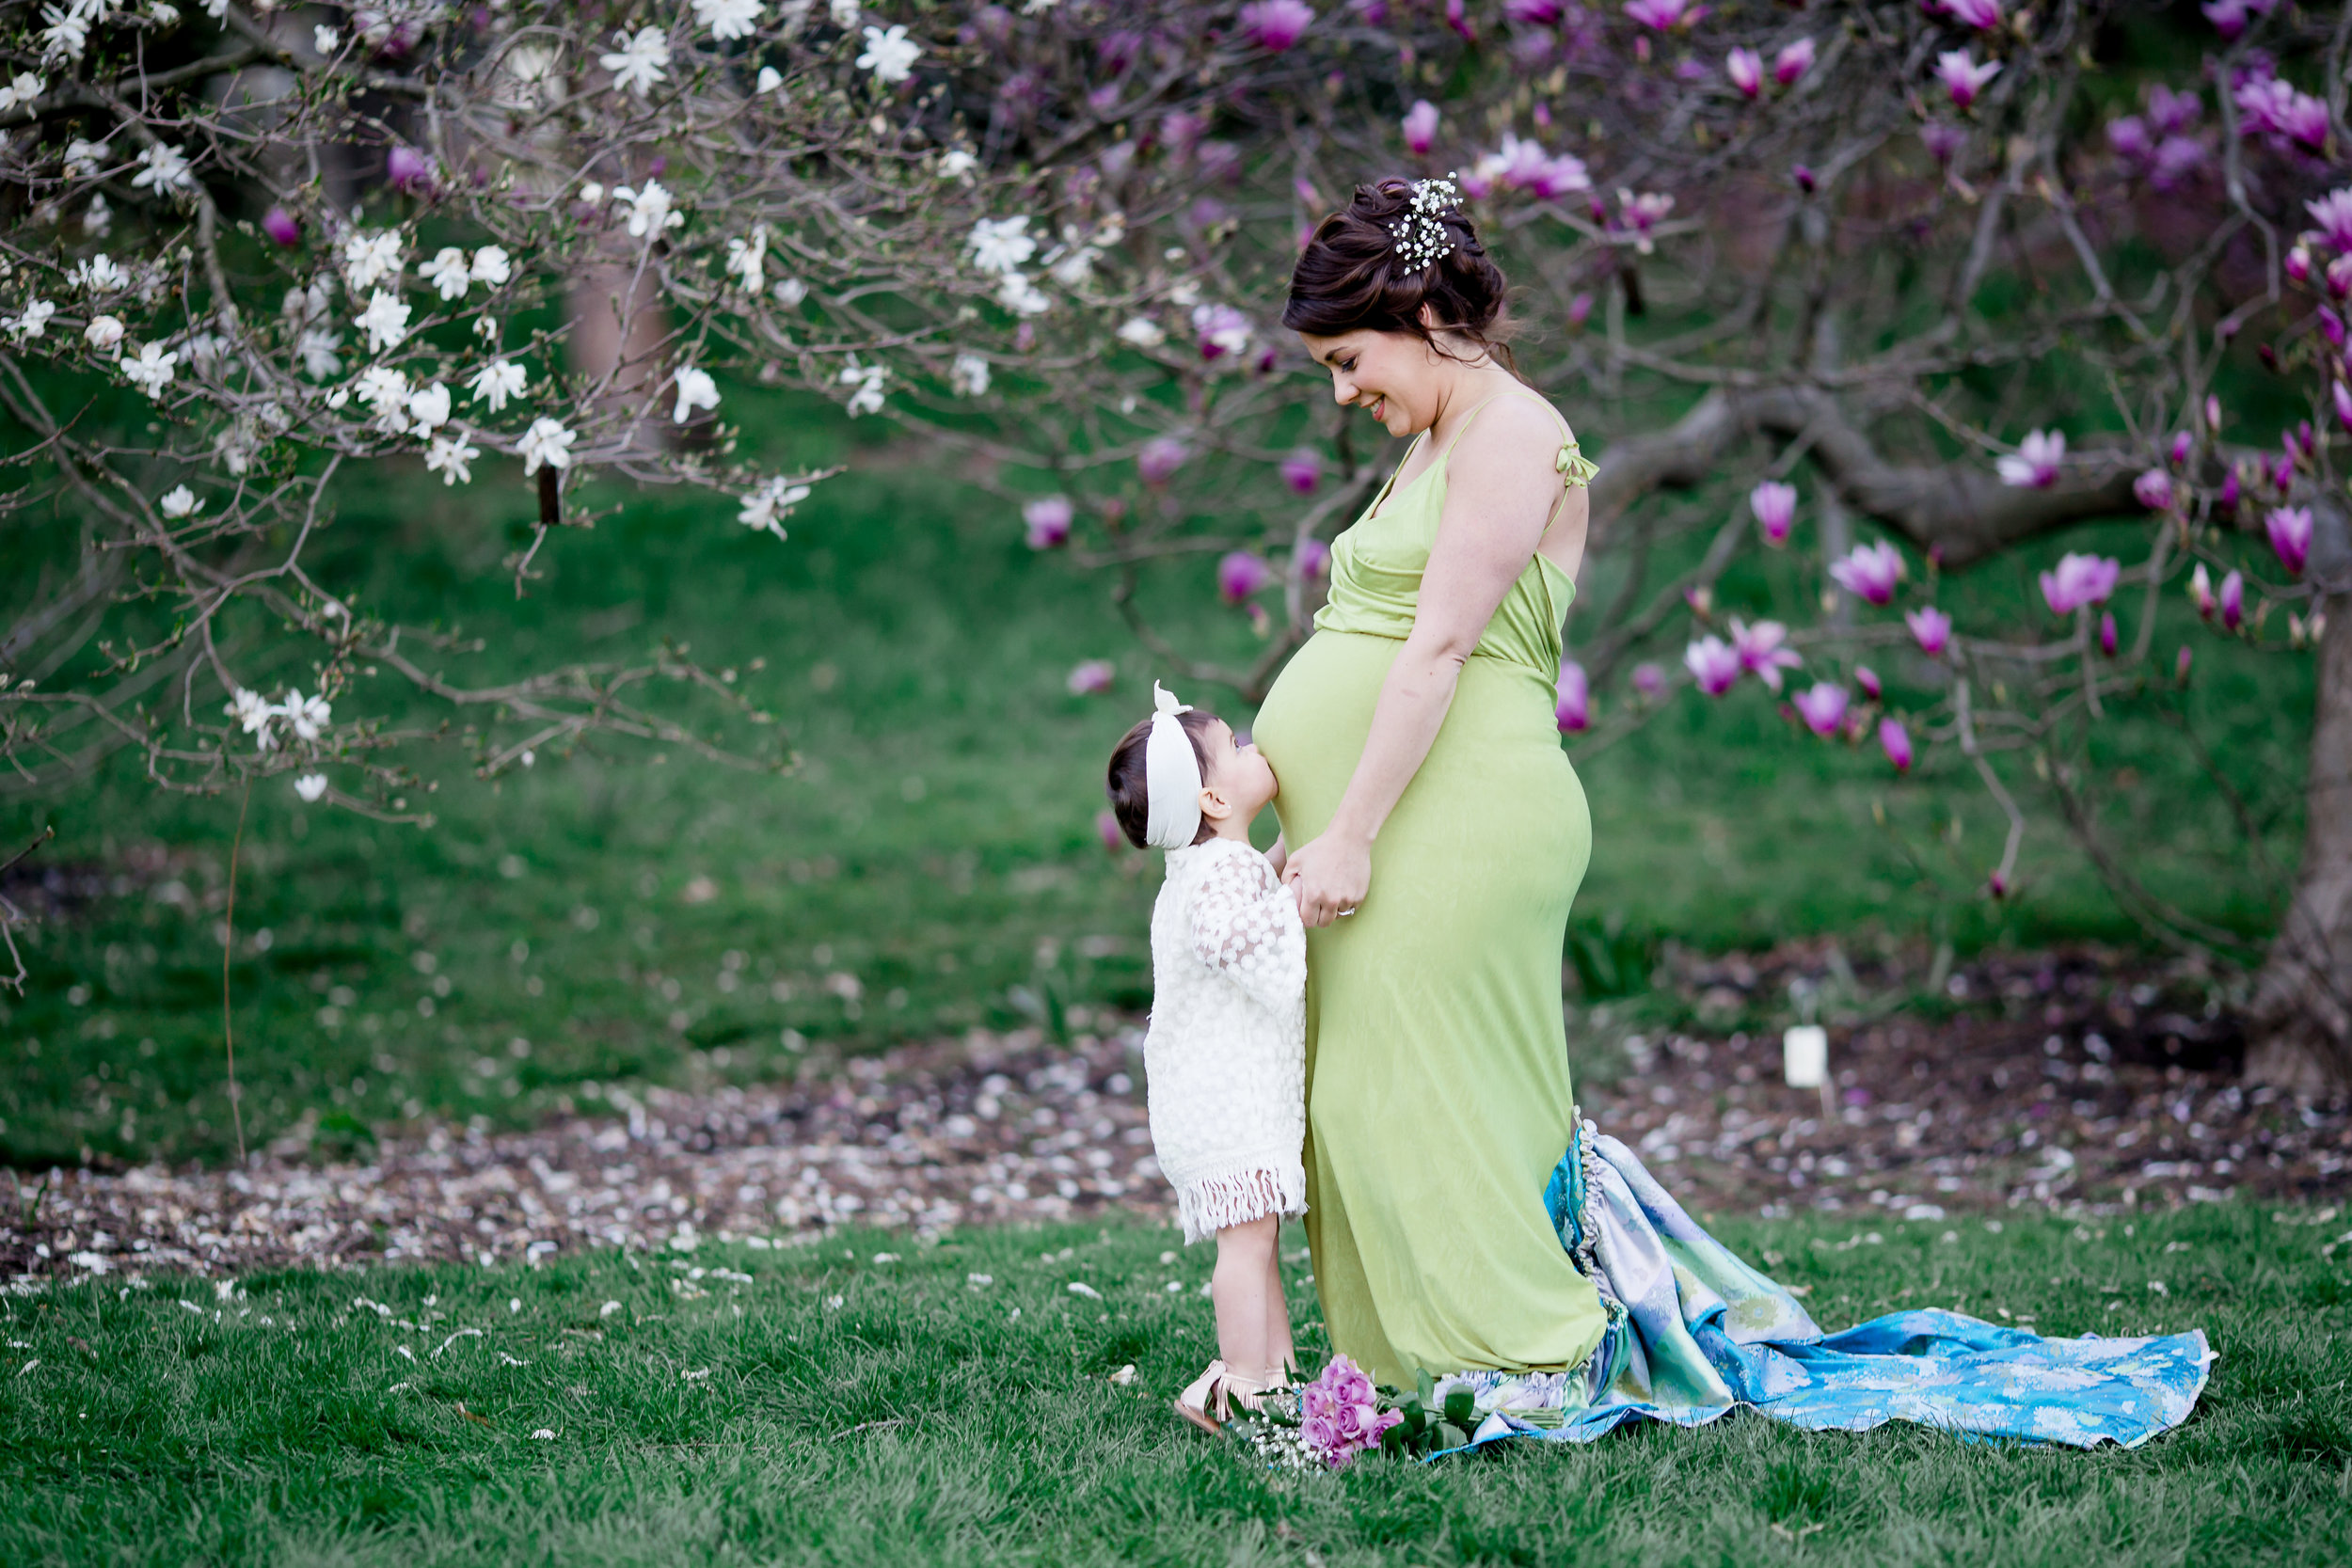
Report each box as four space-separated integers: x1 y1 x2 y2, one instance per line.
1105 708 1220 849
1281 178 1516 368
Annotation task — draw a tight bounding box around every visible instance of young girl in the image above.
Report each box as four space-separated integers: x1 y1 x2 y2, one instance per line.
1105 682 1308 1433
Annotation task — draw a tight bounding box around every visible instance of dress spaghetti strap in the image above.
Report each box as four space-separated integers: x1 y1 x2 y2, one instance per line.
1435 387 1599 531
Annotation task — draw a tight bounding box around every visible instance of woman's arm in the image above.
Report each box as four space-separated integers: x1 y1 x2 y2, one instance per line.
1283 397 1567 926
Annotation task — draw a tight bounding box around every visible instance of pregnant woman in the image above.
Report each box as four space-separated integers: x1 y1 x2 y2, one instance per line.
1246 178 2211 1449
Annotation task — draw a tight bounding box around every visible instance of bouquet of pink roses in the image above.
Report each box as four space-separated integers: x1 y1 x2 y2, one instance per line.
1297 1355 1403 1469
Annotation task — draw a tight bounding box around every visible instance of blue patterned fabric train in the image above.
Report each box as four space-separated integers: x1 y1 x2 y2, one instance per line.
1424 1118 2214 1453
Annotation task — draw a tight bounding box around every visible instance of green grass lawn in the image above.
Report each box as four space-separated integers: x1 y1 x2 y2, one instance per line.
3 1205 2346 1566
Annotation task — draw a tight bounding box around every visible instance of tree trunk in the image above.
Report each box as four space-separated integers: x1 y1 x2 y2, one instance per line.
2247 499 2352 1095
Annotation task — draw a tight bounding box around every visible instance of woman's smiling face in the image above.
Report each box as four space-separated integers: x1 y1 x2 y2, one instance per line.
1297 328 1439 437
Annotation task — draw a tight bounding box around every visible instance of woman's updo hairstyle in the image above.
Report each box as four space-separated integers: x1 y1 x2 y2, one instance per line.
1281 177 1515 368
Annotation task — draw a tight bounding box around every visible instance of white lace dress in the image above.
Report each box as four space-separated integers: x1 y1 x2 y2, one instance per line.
1143 836 1309 1244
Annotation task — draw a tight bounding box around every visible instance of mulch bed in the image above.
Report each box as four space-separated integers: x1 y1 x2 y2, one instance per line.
6 945 2346 1283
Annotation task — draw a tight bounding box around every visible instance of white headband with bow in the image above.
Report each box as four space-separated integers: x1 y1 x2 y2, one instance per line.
1142 681 1203 850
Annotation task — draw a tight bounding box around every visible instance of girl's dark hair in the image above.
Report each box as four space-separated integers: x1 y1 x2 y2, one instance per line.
1281 178 1516 368
1106 708 1220 849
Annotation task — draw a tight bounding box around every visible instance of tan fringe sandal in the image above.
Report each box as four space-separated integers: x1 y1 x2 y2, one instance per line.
1172 1360 1282 1435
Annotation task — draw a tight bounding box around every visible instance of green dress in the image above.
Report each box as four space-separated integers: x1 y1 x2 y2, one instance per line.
1250 388 1606 1389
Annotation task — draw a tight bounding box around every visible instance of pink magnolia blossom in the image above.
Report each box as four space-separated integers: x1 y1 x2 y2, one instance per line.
1935 50 2001 111
2218 468 2242 513
1726 47 1763 99
1555 660 1590 733
2190 562 2217 619
1684 635 1741 696
2134 468 2174 510
2319 309 2346 351
2099 611 2119 657
2177 644 2194 683
262 206 301 246
1023 496 1073 548
1685 584 1713 619
1137 436 1188 486
1773 38 1815 87
2308 188 2352 253
1295 537 1331 578
1403 99 1439 154
387 145 435 196
1880 717 1914 772
1505 0 1565 19
1921 122 1967 165
1791 165 1818 195
2328 255 2352 300
2235 78 2328 150
1905 605 1953 657
2108 116 2153 165
1238 0 1315 52
1996 429 2065 488
1792 682 1849 737
2289 245 2314 284
1947 0 2002 25
1567 292 1597 328
1280 449 1323 495
2148 84 2203 135
1065 658 1115 695
1096 810 1124 852
1828 540 1903 605
2201 0 2248 40
1630 661 1666 699
1217 550 1273 604
1619 189 1675 246
1730 617 1804 691
2038 552 2120 614
1623 0 1704 31
1750 481 1796 546
1855 665 1883 701
1193 304 1251 360
2169 431 2194 465
2218 568 2245 631
2334 382 2352 436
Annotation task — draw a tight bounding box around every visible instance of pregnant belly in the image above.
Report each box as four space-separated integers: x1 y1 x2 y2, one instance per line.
1253 630 1579 863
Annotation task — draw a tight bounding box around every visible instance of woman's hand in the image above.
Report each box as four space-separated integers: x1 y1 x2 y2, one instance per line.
1282 832 1371 927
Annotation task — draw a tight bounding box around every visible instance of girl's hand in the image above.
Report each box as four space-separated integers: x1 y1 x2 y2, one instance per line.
1282 832 1370 927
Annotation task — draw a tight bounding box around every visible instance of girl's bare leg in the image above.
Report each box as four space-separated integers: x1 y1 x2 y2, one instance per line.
1212 1215 1280 1380
1263 1233 1297 1379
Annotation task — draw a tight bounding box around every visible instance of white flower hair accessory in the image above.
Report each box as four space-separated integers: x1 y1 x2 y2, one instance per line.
1389 174 1460 271
1142 680 1204 850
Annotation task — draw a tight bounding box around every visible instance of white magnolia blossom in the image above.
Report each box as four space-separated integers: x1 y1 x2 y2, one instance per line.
297 327 343 380
772 277 809 307
424 433 480 485
949 353 991 397
829 0 860 24
62 137 104 179
692 0 762 40
726 225 769 293
469 358 528 412
856 24 920 84
613 181 684 238
995 271 1051 316
72 254 127 293
1116 316 1166 348
183 332 223 372
226 688 278 749
1048 245 1099 289
282 689 331 740
470 246 513 287
838 356 886 417
356 290 412 353
7 299 56 340
672 366 720 423
938 150 977 183
121 342 180 396
294 773 329 802
738 476 811 539
82 194 112 237
355 365 411 421
282 277 331 325
600 27 670 97
40 5 91 64
342 231 405 291
84 313 125 350
756 65 783 93
313 24 339 52
419 247 474 300
0 72 48 114
965 216 1036 276
158 484 200 518
407 381 453 435
517 417 576 474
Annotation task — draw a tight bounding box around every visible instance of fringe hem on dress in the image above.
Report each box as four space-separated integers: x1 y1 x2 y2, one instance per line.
1172 1163 1307 1245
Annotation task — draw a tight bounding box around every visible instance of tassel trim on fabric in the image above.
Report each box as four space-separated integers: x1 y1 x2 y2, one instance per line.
1173 1163 1307 1244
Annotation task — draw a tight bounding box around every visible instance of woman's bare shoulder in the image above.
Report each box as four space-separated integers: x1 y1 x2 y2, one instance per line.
1453 390 1570 472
